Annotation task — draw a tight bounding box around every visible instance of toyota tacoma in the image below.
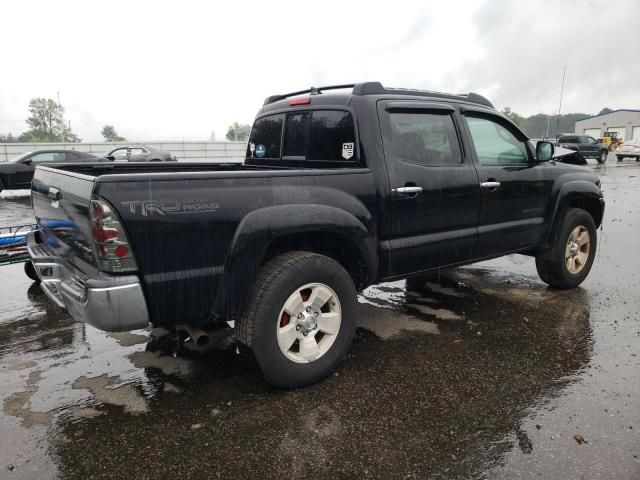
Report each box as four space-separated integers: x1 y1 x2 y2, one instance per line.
28 82 605 388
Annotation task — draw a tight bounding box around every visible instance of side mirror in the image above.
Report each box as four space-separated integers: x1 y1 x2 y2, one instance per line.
536 141 554 162
105 155 115 161
22 159 32 165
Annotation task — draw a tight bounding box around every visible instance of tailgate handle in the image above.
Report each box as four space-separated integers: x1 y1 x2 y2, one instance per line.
48 187 60 201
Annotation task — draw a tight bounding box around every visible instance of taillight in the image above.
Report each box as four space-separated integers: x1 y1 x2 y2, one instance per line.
289 96 311 106
90 196 137 273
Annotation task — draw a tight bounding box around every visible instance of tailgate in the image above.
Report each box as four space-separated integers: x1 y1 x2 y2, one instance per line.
31 166 98 270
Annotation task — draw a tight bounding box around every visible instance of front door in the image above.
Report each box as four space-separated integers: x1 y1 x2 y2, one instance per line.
15 151 65 187
379 101 481 277
581 136 600 157
461 111 554 257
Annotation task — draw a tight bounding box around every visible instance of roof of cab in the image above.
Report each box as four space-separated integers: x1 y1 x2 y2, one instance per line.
259 81 494 114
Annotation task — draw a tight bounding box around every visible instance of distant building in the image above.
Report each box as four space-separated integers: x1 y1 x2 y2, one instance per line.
575 110 640 141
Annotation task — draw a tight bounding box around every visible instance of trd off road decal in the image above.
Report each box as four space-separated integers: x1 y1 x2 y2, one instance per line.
342 142 354 160
122 199 220 216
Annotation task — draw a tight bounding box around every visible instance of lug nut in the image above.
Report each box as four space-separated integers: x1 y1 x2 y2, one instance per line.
314 312 318 317
303 331 308 336
297 313 303 319
296 326 300 331
306 307 311 313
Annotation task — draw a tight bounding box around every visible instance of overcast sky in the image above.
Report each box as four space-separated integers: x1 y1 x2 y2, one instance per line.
1 0 638 142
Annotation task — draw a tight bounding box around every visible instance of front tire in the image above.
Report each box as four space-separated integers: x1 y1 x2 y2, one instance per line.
598 150 608 163
236 251 357 388
535 208 597 289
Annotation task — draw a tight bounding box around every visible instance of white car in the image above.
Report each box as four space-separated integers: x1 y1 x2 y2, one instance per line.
616 140 640 162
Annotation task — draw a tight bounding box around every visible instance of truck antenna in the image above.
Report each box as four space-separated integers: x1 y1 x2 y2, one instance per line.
555 65 566 136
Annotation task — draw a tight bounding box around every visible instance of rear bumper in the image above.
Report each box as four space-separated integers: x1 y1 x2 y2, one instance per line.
27 232 149 332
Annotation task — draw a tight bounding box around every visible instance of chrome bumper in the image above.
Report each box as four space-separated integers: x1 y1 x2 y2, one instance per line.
27 232 150 332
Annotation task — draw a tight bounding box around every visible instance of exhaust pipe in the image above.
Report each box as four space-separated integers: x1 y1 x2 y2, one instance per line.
176 324 210 348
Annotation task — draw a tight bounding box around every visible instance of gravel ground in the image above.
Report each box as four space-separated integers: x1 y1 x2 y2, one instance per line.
0 160 638 479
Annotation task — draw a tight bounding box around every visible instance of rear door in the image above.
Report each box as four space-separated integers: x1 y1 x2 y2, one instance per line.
128 147 149 162
379 101 481 276
461 110 554 256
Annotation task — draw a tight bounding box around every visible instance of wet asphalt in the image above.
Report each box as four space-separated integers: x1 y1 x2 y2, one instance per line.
0 159 638 480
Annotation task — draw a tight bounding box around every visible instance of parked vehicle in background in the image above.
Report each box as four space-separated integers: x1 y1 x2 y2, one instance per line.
556 135 609 164
0 150 104 192
28 82 604 388
616 140 640 161
105 146 176 162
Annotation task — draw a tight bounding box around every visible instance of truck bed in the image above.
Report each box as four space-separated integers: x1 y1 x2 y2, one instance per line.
30 162 377 329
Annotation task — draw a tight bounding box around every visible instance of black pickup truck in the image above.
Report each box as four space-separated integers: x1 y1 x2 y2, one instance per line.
556 134 609 164
28 82 605 388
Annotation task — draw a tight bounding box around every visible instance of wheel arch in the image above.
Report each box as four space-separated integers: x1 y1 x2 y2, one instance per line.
213 205 378 320
545 181 604 245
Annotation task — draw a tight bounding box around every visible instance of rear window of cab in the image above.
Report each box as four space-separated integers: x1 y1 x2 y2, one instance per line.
246 110 356 163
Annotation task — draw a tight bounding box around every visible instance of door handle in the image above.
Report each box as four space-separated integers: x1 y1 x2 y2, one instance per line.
392 186 423 197
480 181 501 192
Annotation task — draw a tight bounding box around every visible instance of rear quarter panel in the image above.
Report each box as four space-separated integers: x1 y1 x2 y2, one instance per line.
95 169 378 327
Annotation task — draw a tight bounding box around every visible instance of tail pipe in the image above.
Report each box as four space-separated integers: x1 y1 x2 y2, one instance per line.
177 324 210 347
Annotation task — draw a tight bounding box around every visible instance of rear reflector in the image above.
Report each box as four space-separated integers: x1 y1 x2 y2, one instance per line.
90 196 137 273
289 96 311 106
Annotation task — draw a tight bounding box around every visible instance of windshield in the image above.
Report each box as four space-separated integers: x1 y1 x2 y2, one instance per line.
8 152 32 163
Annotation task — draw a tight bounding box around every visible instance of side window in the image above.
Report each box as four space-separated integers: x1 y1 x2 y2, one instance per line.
246 114 284 159
30 152 65 163
283 112 309 158
129 148 146 155
308 111 356 161
389 111 462 166
465 116 528 166
586 137 597 145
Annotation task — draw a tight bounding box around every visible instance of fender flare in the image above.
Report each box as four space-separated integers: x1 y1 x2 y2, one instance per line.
545 180 604 243
213 204 378 319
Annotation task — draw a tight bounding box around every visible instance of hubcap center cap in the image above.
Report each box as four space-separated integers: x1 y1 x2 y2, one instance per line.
298 312 317 332
570 242 580 255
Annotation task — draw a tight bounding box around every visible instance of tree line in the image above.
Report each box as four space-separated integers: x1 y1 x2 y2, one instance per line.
500 107 613 139
0 97 127 143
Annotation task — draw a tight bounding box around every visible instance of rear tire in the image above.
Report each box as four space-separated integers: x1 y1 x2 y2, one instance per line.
535 208 597 289
617 156 624 162
24 261 40 283
598 150 608 164
236 251 357 388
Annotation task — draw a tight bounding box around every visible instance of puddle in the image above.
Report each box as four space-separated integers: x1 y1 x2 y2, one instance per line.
73 375 149 414
357 302 439 339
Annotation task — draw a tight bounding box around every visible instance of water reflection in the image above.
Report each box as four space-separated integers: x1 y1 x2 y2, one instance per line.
39 269 593 479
